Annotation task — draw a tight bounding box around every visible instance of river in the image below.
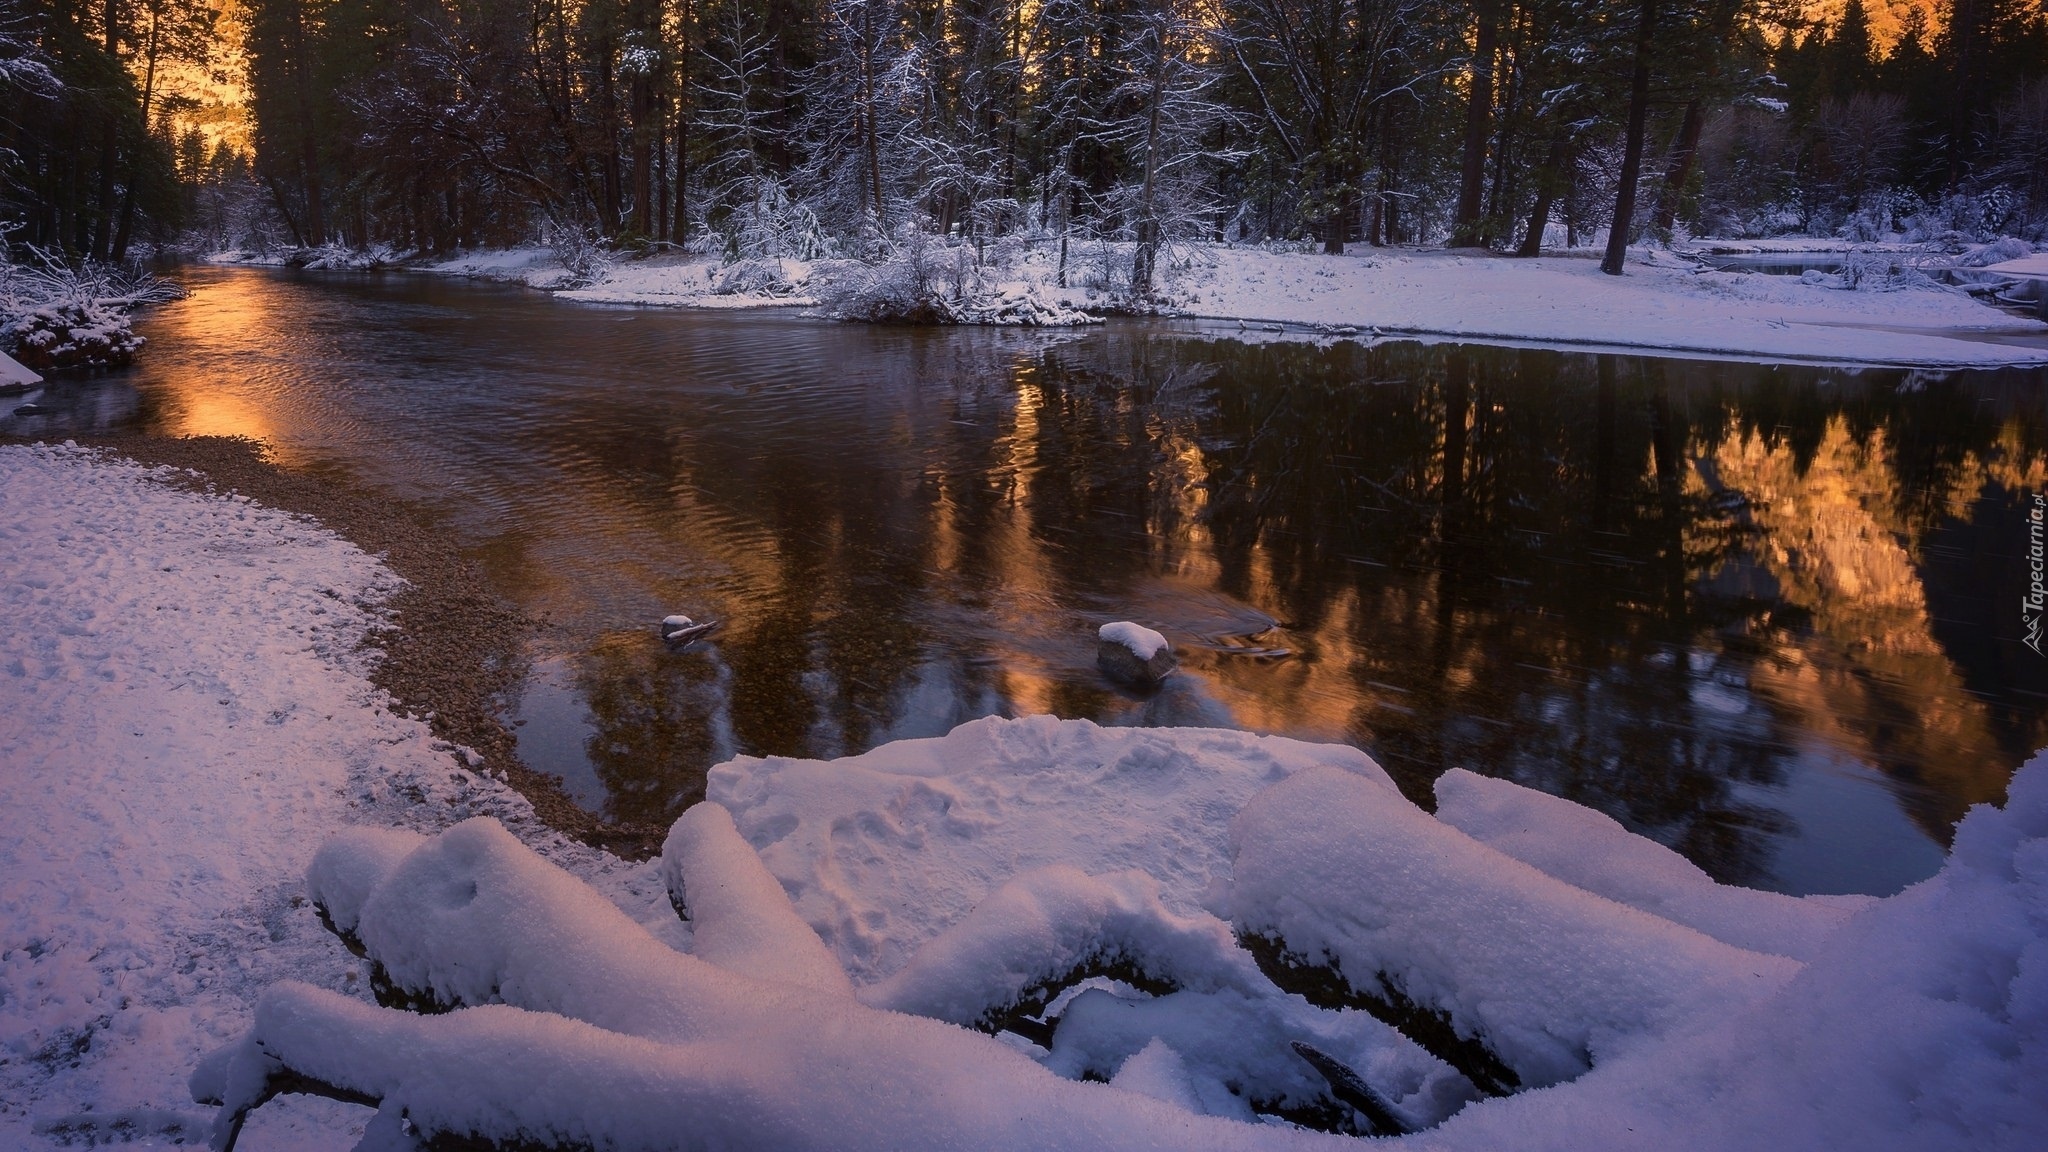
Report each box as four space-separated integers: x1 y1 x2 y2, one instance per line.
12 264 2047 897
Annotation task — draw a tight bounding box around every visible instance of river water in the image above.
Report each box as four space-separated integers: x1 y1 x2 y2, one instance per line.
13 264 2048 896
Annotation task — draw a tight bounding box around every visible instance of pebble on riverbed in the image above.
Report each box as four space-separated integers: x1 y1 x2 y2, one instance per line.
1097 621 1176 686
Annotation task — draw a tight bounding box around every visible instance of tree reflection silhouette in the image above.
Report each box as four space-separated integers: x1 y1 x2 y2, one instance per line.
557 332 2045 890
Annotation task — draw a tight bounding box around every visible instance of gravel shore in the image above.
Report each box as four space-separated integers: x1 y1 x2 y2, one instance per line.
10 432 667 858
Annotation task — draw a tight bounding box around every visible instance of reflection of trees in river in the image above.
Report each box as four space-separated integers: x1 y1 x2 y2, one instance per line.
578 635 734 826
556 330 2046 886
1102 341 2046 882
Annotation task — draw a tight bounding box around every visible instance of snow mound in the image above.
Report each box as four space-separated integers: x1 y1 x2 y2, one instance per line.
859 865 1265 1025
216 814 1375 1150
1100 621 1170 659
706 714 1393 982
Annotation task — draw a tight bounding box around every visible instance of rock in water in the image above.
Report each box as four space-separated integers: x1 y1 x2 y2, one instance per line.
1097 621 1175 685
660 614 722 647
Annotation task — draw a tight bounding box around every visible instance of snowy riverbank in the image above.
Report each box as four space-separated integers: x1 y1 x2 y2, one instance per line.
2 440 2043 1149
272 239 2048 368
0 443 670 1149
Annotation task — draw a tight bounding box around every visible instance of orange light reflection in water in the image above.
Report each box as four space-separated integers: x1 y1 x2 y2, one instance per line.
136 273 288 457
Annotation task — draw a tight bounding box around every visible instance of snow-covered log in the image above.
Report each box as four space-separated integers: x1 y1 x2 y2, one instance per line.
859 865 1265 1030
659 803 852 995
1228 766 1800 1092
196 716 2047 1151
216 817 1388 1151
1432 769 1865 962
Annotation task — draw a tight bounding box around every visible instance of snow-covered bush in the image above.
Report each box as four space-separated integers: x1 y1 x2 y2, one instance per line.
1902 188 2022 246
541 223 613 289
0 254 178 371
717 178 834 264
287 243 399 271
710 256 808 296
2 298 144 370
816 227 1094 326
1956 237 2035 268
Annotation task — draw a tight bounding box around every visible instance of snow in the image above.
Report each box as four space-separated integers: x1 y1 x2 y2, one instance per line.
1432 769 1867 961
216 816 1381 1151
704 715 1394 983
1164 246 2048 368
1231 765 1801 1089
185 726 2046 1151
1102 621 1171 660
660 804 852 995
0 441 428 1146
369 241 2048 365
6 441 2044 1151
0 348 40 390
558 254 820 309
1981 253 2048 280
0 444 671 1149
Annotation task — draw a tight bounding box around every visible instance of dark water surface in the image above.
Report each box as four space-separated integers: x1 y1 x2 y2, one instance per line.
14 265 2048 896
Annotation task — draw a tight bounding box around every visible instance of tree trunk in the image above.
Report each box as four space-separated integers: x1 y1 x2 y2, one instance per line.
112 5 161 261
1650 99 1703 237
90 0 122 258
862 2 885 235
599 37 623 233
291 2 324 245
1451 7 1496 247
1517 135 1569 257
262 169 307 247
1129 12 1170 297
1601 0 1657 276
632 77 654 236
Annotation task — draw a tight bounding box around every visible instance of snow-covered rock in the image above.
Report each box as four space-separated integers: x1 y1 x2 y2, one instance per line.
0 348 41 391
1098 621 1176 684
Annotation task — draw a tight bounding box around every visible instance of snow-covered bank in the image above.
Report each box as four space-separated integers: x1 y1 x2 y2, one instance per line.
0 444 675 1149
340 240 2048 366
1162 246 2048 368
206 232 2048 367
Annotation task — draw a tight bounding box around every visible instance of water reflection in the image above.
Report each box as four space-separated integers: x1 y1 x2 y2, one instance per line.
24 266 2047 895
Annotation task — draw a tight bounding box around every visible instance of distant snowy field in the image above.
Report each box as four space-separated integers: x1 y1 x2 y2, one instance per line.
3 444 2043 1150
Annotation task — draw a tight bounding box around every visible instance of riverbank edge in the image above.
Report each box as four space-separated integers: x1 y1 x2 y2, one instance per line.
3 432 668 860
210 240 2048 370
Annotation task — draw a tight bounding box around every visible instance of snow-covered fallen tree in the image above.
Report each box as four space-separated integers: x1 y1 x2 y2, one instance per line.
0 254 179 372
198 716 2046 1151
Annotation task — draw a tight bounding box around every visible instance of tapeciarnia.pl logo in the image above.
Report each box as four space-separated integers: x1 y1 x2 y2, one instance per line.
2029 493 2046 656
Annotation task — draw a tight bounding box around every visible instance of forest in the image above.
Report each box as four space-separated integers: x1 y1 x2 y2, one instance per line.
2 0 2045 279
